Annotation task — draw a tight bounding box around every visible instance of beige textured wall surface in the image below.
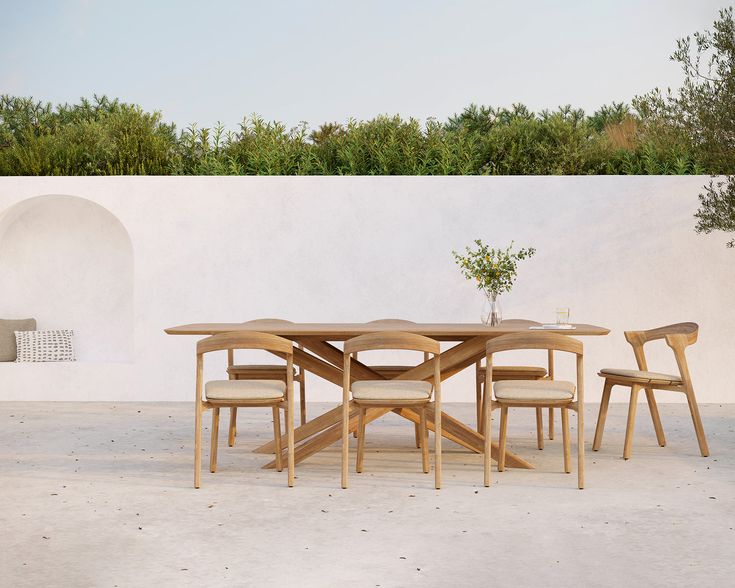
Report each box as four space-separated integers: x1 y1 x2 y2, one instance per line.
0 176 732 402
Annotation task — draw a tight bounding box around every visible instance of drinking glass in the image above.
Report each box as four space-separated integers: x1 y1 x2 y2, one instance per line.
555 307 570 325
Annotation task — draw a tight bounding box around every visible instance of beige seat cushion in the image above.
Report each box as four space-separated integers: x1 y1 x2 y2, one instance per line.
352 380 432 401
205 379 285 401
494 379 575 401
599 368 682 384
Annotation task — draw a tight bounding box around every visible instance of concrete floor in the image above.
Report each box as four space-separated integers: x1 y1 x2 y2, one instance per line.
1 402 733 588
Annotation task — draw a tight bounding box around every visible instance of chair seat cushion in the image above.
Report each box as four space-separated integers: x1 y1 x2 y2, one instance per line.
599 368 682 384
352 380 432 401
478 365 547 379
494 379 575 401
205 379 285 401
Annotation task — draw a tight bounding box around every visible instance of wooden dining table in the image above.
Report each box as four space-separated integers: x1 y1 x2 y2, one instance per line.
165 321 610 470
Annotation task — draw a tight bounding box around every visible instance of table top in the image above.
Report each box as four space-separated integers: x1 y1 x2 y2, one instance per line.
164 321 610 341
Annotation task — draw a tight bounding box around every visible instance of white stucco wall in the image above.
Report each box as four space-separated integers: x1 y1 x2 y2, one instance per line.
0 195 133 362
0 176 732 404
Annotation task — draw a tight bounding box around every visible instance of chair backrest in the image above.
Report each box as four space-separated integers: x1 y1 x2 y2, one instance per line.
345 331 440 355
477 319 553 374
624 322 698 347
624 322 698 385
198 331 293 356
486 332 582 356
363 319 427 360
235 318 302 362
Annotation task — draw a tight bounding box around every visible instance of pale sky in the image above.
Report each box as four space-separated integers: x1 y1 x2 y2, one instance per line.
0 0 727 131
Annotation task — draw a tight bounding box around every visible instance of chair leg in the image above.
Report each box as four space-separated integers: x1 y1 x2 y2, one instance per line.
228 407 237 447
414 423 421 449
483 401 492 487
272 406 283 472
593 379 613 451
577 402 585 490
535 407 544 450
209 407 220 473
434 408 442 490
498 406 509 472
299 378 307 426
476 373 483 433
286 397 295 487
623 385 640 460
480 382 489 436
341 400 350 489
644 387 666 447
194 402 203 489
548 407 554 440
684 388 710 457
356 408 366 473
420 407 429 474
562 407 571 473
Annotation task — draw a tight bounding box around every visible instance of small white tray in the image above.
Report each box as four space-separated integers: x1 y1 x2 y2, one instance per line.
529 324 576 330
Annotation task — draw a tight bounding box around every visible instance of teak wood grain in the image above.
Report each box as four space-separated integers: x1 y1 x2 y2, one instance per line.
593 322 708 459
166 322 609 339
167 320 609 476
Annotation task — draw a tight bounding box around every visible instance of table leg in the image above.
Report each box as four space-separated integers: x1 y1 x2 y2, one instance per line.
263 403 390 469
393 406 534 470
260 335 534 470
263 403 533 470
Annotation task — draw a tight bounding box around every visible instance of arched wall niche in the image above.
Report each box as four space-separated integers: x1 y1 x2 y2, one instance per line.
0 195 133 362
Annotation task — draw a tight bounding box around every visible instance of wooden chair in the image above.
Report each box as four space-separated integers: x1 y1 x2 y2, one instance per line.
482 332 585 489
342 331 442 489
360 319 427 447
593 322 709 460
226 319 307 447
194 331 295 488
476 320 554 449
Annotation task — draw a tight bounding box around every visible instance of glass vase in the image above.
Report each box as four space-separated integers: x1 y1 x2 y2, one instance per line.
481 293 502 326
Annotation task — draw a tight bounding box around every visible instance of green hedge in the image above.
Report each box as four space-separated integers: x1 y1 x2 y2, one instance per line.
0 95 706 176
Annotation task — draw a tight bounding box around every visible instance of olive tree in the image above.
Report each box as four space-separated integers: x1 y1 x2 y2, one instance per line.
637 8 735 246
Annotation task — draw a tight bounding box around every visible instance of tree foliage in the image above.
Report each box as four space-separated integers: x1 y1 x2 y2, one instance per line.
0 96 706 177
635 7 735 246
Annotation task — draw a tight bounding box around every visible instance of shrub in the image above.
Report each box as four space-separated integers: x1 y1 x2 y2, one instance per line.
0 97 707 176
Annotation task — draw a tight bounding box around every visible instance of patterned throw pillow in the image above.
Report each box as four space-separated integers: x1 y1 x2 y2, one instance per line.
15 330 76 362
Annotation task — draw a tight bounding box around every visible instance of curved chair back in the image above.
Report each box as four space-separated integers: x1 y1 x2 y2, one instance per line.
623 322 699 386
234 319 301 360
198 331 293 356
345 331 440 355
625 322 698 348
486 332 582 357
